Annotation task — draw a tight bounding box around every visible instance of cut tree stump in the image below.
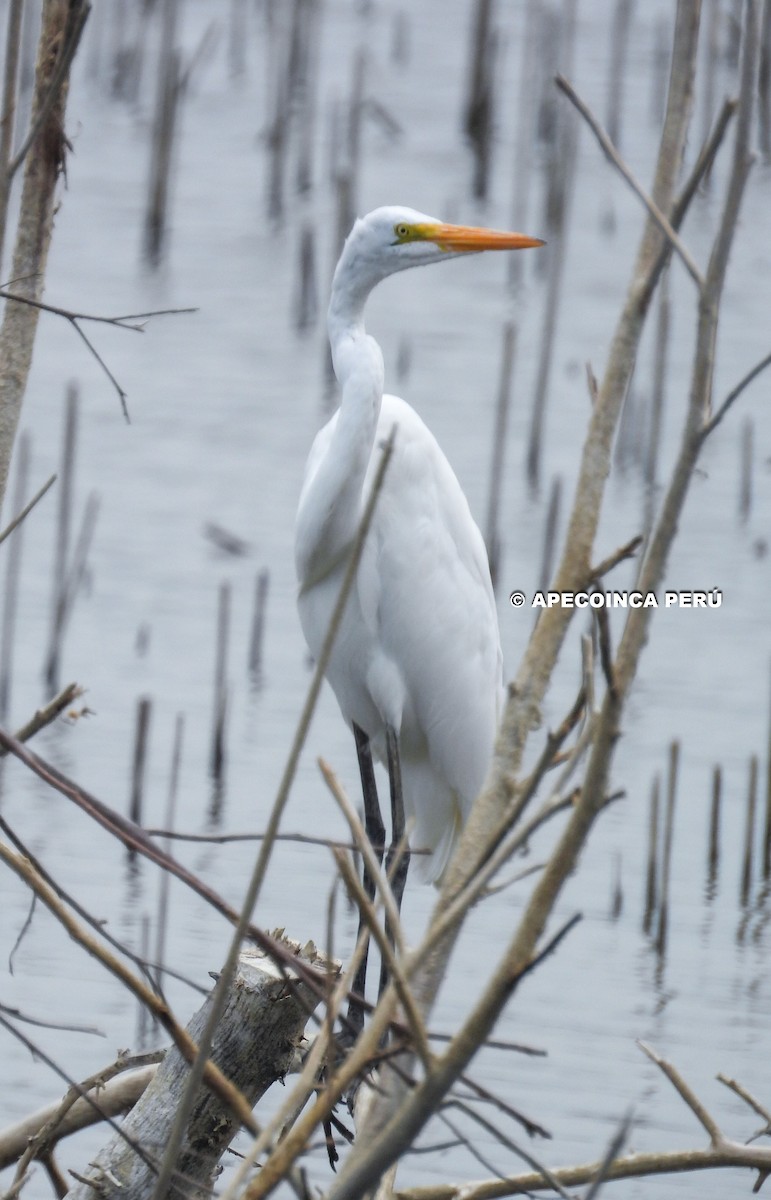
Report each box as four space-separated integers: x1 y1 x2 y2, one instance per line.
67 937 335 1200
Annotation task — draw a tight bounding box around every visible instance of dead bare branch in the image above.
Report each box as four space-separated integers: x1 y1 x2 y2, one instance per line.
0 472 56 546
555 73 704 288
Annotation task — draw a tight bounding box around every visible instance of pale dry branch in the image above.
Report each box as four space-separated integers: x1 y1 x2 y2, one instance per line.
320 757 408 959
6 4 89 180
333 846 434 1073
586 535 643 585
717 1073 771 1134
638 1042 722 1145
393 1144 771 1199
701 348 771 437
0 472 56 546
455 1076 550 1142
441 1102 572 1200
555 73 704 288
0 0 91 507
0 681 80 754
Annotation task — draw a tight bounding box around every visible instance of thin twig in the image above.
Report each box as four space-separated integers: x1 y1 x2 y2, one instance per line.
319 758 406 957
555 73 705 289
0 293 197 420
333 848 434 1072
717 1074 771 1128
586 535 643 584
0 681 81 755
638 1041 722 1145
0 472 56 546
701 348 771 437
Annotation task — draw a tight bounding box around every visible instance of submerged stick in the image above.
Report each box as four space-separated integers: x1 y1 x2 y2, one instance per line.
210 581 231 781
537 476 562 596
707 763 721 898
44 385 78 695
129 697 153 854
656 740 679 958
248 568 270 684
643 775 659 935
740 754 758 907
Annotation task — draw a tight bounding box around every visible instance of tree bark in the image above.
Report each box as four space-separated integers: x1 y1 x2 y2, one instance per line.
0 0 88 510
66 940 334 1200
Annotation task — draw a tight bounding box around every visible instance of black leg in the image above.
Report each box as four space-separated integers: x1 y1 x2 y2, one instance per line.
347 722 385 1039
379 725 410 1001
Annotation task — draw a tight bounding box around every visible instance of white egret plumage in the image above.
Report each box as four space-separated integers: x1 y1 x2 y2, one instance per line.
296 206 543 893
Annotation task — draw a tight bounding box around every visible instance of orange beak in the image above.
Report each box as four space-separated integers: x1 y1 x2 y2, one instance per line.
425 222 545 253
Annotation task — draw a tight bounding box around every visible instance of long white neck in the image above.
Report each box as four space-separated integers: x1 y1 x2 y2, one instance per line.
295 256 385 589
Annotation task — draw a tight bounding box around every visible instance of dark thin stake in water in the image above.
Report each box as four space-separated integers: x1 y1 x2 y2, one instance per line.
44 385 78 696
707 763 722 900
643 774 659 935
537 475 563 597
739 416 753 523
144 0 183 265
463 0 495 200
248 568 270 685
740 754 758 907
210 581 231 781
129 696 153 857
656 740 679 959
294 222 318 333
605 0 634 152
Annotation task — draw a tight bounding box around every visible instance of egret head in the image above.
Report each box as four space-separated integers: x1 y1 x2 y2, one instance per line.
335 205 545 295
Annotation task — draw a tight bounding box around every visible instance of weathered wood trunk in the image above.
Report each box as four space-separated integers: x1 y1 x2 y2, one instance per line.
67 940 333 1200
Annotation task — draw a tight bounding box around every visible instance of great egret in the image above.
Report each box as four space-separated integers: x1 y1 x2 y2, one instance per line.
295 206 543 1019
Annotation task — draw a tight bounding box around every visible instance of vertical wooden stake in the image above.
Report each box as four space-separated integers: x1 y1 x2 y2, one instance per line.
707 762 721 897
210 581 231 781
740 754 758 907
129 696 153 856
248 569 270 685
656 740 679 958
643 774 659 935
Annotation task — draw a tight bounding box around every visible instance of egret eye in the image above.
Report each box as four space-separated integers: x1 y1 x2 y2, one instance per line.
394 223 412 241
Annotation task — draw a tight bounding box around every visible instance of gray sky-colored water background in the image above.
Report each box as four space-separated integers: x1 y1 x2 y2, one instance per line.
1 1 770 1196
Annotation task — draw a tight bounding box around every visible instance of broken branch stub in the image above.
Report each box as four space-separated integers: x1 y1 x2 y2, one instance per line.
67 939 337 1200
